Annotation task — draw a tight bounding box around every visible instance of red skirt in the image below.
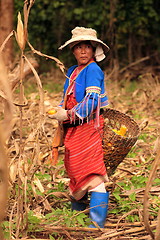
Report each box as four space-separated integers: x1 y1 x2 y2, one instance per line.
64 115 107 200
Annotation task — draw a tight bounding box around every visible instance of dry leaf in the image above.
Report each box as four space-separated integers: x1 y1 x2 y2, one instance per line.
33 176 45 193
153 136 160 154
16 12 25 50
9 163 18 183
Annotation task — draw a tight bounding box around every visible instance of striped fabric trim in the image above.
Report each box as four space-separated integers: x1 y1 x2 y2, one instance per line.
100 100 109 107
86 86 101 94
100 92 107 98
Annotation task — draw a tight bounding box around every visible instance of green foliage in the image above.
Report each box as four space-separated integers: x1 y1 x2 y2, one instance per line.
49 235 64 240
139 132 148 141
2 167 91 239
130 175 147 188
129 109 143 120
27 211 42 231
153 177 160 186
115 0 160 50
35 172 51 181
111 171 159 223
1 221 10 240
2 211 42 239
43 81 63 93
126 81 138 93
55 181 66 192
111 174 148 222
14 0 160 69
45 207 90 227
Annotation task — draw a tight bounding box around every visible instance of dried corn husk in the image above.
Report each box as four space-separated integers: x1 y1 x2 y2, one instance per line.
16 12 25 50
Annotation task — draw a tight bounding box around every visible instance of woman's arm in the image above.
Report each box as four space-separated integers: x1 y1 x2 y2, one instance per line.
71 65 104 119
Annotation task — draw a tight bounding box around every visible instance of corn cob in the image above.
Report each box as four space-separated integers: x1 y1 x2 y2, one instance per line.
112 125 127 136
47 109 57 115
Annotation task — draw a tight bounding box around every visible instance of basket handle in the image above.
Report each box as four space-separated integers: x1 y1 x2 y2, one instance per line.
139 119 148 131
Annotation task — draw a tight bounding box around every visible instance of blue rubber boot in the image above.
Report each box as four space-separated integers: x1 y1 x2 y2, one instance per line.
89 191 109 228
71 193 88 211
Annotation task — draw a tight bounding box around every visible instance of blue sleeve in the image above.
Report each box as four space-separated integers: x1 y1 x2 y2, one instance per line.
73 64 103 118
74 92 99 117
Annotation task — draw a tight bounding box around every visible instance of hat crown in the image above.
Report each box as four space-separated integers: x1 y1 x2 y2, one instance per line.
58 26 109 62
71 27 97 39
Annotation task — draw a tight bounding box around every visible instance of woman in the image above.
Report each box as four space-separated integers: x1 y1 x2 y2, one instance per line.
49 27 110 228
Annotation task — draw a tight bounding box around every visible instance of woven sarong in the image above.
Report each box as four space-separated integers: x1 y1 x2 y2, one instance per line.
64 115 107 200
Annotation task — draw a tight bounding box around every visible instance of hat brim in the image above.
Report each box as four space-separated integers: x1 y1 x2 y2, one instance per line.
58 35 109 53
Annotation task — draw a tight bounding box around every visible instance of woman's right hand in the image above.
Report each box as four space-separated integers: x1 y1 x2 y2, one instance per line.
47 107 68 122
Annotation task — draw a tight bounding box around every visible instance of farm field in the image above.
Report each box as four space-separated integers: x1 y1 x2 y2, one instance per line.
0 2 160 238
0 62 159 240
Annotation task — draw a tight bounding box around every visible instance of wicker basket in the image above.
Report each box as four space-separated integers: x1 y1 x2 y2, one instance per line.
103 108 140 176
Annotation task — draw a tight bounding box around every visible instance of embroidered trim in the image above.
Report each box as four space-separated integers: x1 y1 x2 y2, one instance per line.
100 92 107 98
86 86 101 94
101 99 109 107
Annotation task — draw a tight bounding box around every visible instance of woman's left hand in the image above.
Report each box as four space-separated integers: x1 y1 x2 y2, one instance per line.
47 107 68 122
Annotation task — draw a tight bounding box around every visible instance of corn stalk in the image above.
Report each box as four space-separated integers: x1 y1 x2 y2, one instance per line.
0 0 66 238
143 137 160 240
0 55 14 239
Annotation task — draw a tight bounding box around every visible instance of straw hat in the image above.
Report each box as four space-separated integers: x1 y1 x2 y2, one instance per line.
58 27 109 62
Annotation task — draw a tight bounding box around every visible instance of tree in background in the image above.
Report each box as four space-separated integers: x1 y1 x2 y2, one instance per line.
0 0 14 66
115 0 160 64
4 0 160 69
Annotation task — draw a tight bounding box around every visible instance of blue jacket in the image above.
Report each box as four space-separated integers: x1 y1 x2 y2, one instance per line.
61 62 109 118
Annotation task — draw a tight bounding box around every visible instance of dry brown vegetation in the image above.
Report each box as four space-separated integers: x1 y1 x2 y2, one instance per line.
0 1 160 239
0 61 159 240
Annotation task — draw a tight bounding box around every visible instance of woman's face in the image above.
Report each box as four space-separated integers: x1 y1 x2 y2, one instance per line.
73 41 94 65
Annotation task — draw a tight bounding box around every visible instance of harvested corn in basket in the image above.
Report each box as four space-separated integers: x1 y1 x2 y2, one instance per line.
103 108 140 176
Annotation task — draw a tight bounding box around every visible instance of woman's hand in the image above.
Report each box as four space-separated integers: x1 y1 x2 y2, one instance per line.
47 107 68 122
